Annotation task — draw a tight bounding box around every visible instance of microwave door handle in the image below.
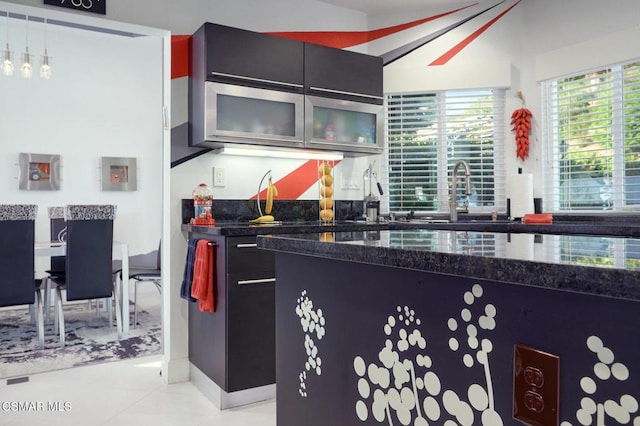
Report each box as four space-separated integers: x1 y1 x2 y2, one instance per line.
210 71 304 90
210 133 305 144
308 86 384 101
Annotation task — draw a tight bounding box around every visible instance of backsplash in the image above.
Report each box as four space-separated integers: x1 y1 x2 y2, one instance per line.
181 199 365 223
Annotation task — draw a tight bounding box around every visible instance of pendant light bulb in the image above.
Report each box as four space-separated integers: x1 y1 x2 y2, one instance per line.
1 13 12 76
21 47 32 78
21 15 31 78
40 18 51 79
40 50 51 79
1 45 13 76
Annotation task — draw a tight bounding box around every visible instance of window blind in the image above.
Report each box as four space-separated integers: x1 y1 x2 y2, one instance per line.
542 60 640 211
385 90 505 214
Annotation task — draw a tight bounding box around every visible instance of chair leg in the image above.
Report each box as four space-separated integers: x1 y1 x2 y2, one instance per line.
133 280 138 329
44 277 52 324
53 285 59 332
55 286 65 347
35 290 44 349
106 296 113 326
113 279 122 340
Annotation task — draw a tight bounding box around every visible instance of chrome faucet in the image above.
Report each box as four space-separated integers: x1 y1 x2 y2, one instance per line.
449 160 472 222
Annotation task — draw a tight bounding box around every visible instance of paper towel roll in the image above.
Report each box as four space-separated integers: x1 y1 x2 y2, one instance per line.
508 173 534 219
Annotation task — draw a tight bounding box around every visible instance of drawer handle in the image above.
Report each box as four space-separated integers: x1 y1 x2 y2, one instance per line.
309 86 384 100
210 71 304 89
236 243 258 248
237 278 276 285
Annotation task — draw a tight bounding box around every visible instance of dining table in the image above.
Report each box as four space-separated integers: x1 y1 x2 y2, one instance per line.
34 240 131 336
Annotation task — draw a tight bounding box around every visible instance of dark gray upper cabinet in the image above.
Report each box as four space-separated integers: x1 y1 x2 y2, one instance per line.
194 22 304 92
304 42 384 105
189 22 384 154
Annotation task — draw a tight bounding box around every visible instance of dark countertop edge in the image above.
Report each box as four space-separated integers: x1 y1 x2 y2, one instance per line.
182 221 640 237
256 234 640 303
182 222 389 236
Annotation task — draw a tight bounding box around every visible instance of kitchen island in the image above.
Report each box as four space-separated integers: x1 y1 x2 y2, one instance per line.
257 229 640 426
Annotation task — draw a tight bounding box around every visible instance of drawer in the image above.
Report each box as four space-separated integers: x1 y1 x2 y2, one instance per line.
226 236 275 275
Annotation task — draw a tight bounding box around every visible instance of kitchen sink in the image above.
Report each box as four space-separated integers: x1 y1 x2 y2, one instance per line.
405 218 451 224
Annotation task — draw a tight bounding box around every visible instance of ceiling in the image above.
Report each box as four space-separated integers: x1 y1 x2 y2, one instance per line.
316 0 471 14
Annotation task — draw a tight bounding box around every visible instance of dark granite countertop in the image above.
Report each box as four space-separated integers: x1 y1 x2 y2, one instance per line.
389 220 640 237
181 220 389 236
182 217 640 237
256 229 640 302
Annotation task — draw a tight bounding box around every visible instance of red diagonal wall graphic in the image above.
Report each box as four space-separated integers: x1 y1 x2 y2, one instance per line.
266 4 477 49
430 0 520 65
172 35 190 79
250 160 342 200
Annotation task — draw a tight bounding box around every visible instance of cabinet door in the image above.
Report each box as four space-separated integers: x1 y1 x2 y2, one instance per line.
226 272 276 392
204 23 304 92
304 43 383 103
226 236 275 275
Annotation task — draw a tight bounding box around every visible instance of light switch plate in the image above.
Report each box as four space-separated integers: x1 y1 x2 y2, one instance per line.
513 344 560 426
213 167 226 187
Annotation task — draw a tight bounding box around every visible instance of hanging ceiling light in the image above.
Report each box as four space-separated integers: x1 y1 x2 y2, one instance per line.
1 12 13 76
20 15 32 78
40 18 51 79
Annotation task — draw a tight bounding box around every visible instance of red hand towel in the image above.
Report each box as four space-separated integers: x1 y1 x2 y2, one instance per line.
191 240 216 313
522 213 553 224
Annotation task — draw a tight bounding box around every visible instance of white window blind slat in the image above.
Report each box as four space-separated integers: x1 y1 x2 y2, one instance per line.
542 59 640 211
386 89 505 213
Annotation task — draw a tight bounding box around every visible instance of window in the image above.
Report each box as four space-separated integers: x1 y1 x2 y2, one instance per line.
385 90 505 214
541 60 640 212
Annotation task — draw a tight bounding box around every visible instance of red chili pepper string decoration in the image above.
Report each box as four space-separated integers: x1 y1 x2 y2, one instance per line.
511 92 532 161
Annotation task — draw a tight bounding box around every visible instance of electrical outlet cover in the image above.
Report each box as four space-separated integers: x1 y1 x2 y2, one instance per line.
513 344 560 426
213 167 226 187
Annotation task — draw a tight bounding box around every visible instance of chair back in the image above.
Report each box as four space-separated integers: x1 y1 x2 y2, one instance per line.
64 205 116 301
0 205 37 307
48 206 66 273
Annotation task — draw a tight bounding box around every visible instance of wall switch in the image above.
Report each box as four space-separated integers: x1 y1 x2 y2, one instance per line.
213 167 226 187
513 344 560 426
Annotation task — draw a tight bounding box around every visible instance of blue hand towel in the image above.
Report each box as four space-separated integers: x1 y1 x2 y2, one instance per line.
180 238 198 302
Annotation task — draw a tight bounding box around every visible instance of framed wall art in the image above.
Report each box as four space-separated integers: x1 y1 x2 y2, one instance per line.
18 152 61 191
101 156 137 191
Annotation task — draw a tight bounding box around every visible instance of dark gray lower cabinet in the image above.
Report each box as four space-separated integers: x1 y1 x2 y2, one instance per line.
188 234 275 392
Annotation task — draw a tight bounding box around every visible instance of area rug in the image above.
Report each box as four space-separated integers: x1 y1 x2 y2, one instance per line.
0 303 162 379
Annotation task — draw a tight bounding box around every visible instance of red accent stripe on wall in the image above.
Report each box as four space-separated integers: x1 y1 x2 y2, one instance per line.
251 160 342 200
429 0 520 66
266 3 477 49
172 35 190 79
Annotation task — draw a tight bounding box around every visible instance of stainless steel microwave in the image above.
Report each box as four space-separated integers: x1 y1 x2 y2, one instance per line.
204 81 305 148
304 95 384 154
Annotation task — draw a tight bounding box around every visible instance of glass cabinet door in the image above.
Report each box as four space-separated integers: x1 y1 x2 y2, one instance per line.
311 106 377 145
305 96 383 154
205 82 304 146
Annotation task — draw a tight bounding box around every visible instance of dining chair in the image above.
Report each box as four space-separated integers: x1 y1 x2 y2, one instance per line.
40 206 67 323
47 206 66 276
48 204 121 346
0 204 44 349
113 240 161 328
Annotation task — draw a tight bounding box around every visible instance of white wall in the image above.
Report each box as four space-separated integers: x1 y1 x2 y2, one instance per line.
0 3 164 272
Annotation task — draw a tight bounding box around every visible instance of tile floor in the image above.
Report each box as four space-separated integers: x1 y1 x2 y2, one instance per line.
0 355 276 426
0 287 277 426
